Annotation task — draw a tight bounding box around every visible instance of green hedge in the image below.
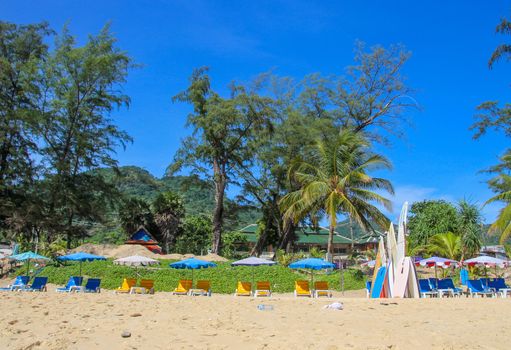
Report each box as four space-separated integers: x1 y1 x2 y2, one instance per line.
18 260 365 293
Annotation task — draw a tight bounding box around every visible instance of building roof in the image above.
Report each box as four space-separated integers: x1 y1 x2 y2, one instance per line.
239 224 357 245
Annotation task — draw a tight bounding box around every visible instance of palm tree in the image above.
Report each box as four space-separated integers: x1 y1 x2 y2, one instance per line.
279 130 393 259
486 189 511 243
457 200 483 259
427 232 461 260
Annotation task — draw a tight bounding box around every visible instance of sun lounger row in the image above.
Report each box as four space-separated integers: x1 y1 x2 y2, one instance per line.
0 275 48 292
0 276 334 298
418 277 511 298
56 276 101 293
116 278 155 294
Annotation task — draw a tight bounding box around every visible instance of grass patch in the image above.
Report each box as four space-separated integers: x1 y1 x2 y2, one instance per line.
20 260 365 293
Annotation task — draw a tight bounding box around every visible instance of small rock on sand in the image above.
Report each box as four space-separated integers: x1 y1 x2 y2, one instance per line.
121 331 131 338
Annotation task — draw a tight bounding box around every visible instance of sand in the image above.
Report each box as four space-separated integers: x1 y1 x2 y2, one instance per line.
1 288 510 350
68 243 229 262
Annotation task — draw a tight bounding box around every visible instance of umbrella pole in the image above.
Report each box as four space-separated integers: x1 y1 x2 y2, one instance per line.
252 266 255 292
80 261 82 277
26 259 30 276
192 269 194 288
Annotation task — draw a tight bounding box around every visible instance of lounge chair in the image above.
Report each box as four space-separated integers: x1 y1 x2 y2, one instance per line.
56 276 83 292
480 278 491 289
22 277 48 292
82 278 101 293
467 279 495 298
254 281 271 297
314 281 332 298
190 280 211 296
428 278 439 290
173 279 192 295
366 281 372 298
419 279 438 298
234 281 252 296
436 278 462 297
116 278 137 294
294 280 312 298
488 278 511 298
0 275 30 291
134 279 155 294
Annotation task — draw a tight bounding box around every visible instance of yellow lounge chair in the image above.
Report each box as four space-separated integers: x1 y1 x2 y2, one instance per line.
314 281 332 298
235 281 252 296
191 280 211 296
254 281 271 297
116 278 137 294
173 279 192 295
136 279 155 294
294 280 312 297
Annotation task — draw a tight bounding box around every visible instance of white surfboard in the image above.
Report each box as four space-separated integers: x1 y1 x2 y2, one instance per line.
396 202 408 264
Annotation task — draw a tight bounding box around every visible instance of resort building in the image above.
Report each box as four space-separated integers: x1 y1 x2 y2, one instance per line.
238 223 379 257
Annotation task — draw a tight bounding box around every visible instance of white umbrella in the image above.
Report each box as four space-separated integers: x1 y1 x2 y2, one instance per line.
114 255 160 278
463 256 508 284
114 255 160 266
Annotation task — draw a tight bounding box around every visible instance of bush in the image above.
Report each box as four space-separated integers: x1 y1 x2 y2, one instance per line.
26 259 366 293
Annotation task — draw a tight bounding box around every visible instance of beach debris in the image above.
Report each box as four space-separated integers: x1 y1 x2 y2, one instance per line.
257 304 274 311
323 302 344 310
130 313 142 317
121 331 131 338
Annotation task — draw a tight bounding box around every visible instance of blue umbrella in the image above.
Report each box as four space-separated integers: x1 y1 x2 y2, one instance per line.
10 251 50 275
232 257 276 289
289 258 335 285
169 258 217 288
58 252 106 276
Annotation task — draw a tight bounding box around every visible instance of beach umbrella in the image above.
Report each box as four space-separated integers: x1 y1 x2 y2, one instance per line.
114 255 160 278
169 258 216 288
231 257 276 289
463 256 508 284
289 258 335 285
9 251 50 275
0 253 5 259
57 252 106 277
417 256 459 281
114 255 159 266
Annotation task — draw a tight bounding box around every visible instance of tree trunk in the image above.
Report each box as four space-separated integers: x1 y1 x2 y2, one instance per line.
349 215 355 250
278 219 295 253
211 158 226 254
327 224 335 261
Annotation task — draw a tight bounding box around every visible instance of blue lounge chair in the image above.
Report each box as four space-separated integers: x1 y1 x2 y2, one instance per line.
488 278 511 297
366 281 372 298
467 279 494 297
56 276 83 292
480 278 491 289
437 278 462 297
82 278 101 293
22 277 48 292
419 279 438 298
428 278 439 290
0 275 30 291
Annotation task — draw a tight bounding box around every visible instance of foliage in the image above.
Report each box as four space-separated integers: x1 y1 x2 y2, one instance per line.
152 191 185 253
220 231 248 259
171 67 274 254
275 249 307 267
426 232 461 260
456 200 483 258
408 200 458 247
118 197 153 236
280 130 393 256
309 246 325 258
174 215 212 255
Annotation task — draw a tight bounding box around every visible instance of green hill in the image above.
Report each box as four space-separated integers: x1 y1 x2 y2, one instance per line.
96 166 261 231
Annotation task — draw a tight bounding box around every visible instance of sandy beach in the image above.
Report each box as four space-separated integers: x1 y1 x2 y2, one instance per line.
0 287 510 350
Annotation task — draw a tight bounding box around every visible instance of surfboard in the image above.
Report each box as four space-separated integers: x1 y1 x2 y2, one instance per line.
393 257 420 298
396 202 408 264
371 265 387 298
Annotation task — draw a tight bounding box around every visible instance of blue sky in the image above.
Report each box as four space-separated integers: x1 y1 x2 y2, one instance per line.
3 0 511 222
